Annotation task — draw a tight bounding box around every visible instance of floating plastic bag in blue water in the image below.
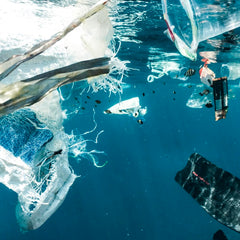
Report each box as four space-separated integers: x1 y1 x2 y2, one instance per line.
0 0 120 231
0 102 76 231
162 0 240 60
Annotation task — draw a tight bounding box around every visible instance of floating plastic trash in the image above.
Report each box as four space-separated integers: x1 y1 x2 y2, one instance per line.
0 109 53 163
0 57 110 117
104 97 147 118
162 0 240 60
199 65 215 86
147 50 188 82
213 230 228 240
175 153 240 233
186 92 210 109
0 104 76 231
213 77 228 121
0 0 122 231
0 0 109 81
221 63 240 81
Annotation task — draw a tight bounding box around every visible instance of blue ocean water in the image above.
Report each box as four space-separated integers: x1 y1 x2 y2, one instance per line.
1 0 240 239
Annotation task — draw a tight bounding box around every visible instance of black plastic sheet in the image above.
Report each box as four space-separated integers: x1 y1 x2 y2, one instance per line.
175 153 240 233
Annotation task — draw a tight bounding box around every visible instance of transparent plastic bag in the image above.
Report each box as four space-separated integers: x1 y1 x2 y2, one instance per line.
162 0 240 60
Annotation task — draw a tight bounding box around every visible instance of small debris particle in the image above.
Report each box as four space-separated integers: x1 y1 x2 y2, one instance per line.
74 97 80 103
205 102 213 108
95 100 101 104
199 89 210 96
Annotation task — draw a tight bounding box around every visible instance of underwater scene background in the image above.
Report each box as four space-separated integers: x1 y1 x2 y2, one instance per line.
1 0 240 239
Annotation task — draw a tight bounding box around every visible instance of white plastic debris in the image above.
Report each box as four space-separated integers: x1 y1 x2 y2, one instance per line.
0 0 122 231
162 0 240 60
14 92 77 231
199 66 215 86
104 97 147 118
